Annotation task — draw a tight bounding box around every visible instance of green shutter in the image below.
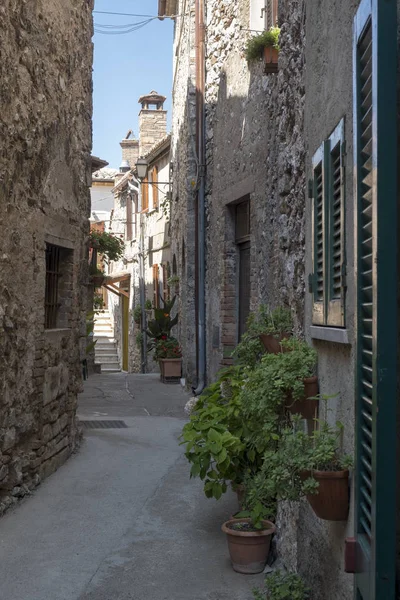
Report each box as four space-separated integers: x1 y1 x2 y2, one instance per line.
354 0 397 598
311 144 325 325
327 120 345 327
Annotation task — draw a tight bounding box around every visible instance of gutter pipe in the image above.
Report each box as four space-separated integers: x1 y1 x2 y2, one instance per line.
194 0 206 395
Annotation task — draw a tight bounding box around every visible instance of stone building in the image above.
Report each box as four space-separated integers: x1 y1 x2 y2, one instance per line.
100 93 172 374
161 0 400 598
0 1 93 513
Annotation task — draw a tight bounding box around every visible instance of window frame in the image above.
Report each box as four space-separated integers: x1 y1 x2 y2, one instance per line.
310 119 346 328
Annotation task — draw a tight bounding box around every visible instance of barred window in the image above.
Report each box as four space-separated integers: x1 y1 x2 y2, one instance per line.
45 243 73 329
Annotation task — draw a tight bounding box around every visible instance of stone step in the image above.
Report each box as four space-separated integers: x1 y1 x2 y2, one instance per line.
96 355 120 364
94 333 116 340
98 364 121 372
95 348 119 356
94 324 114 332
94 318 113 325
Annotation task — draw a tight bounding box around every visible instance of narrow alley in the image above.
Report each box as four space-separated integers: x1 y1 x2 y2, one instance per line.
0 374 263 600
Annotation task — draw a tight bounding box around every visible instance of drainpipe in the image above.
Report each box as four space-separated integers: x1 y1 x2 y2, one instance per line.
194 0 206 395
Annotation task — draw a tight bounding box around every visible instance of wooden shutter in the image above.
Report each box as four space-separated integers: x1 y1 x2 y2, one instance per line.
142 177 149 211
126 193 132 241
354 0 397 598
265 0 278 29
162 263 170 301
152 167 159 209
153 264 159 308
326 119 345 327
311 143 326 325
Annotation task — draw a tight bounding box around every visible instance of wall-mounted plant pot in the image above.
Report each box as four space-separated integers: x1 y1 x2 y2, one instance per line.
285 376 319 419
263 46 279 74
301 469 350 521
259 332 291 354
90 275 105 288
221 518 276 574
159 358 182 383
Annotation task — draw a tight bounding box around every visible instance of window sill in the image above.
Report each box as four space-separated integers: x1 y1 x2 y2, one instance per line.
45 328 72 335
310 326 350 345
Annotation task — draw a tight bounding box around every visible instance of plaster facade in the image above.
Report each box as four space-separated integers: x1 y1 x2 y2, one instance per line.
0 0 93 513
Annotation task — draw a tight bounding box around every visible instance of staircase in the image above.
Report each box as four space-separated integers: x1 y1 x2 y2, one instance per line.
94 311 121 373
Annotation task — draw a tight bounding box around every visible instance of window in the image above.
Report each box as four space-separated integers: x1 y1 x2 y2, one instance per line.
250 0 278 31
45 243 73 329
310 119 345 327
151 166 159 210
235 199 251 339
142 176 149 212
153 264 160 308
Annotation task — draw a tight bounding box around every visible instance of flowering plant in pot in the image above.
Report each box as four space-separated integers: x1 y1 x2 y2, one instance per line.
154 336 182 380
146 295 178 349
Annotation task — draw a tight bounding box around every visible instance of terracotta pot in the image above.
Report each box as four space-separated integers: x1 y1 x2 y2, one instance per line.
221 518 276 574
285 376 319 419
259 332 291 354
301 469 350 521
159 358 182 379
90 275 104 288
263 46 279 73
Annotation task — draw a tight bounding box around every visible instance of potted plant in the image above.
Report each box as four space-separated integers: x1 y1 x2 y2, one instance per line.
253 571 310 600
245 27 280 74
258 414 352 521
89 265 105 288
155 336 182 381
89 231 124 264
257 306 293 354
145 299 153 320
241 339 318 421
93 293 104 311
133 305 142 325
180 366 276 503
146 295 178 349
278 339 319 419
221 517 276 574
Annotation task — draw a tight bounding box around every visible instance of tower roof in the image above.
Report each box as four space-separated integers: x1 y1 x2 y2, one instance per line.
138 90 166 106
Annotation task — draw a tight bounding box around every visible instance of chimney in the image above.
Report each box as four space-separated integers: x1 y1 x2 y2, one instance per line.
120 129 139 168
138 91 167 156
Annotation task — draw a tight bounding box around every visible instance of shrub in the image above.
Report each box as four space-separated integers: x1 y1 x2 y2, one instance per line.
245 27 280 62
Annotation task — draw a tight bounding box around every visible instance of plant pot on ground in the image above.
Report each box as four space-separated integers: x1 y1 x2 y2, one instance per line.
221 518 276 574
155 336 182 382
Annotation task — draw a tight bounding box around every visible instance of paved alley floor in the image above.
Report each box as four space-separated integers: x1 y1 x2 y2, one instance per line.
0 373 264 600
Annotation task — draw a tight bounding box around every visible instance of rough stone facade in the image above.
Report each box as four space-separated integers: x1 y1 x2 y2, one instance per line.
107 105 171 374
0 0 93 513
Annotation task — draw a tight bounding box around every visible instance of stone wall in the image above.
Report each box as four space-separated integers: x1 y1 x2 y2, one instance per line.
0 0 93 513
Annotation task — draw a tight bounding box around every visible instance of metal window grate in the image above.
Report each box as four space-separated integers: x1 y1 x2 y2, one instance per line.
45 244 61 329
80 420 128 429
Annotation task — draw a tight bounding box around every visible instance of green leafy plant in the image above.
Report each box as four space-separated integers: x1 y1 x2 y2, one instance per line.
180 366 276 501
233 306 293 369
93 293 104 311
90 231 124 263
253 571 310 600
252 411 353 502
145 299 153 310
167 275 180 286
155 336 182 359
147 295 178 351
136 331 143 350
89 265 104 277
133 305 142 324
245 27 280 62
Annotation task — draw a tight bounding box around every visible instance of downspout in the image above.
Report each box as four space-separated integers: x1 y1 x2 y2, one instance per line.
194 0 206 395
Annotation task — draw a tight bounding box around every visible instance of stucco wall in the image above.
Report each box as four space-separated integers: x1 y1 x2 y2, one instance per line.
0 0 93 512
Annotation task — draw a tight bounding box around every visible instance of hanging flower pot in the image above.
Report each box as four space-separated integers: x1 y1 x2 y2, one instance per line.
221 518 276 574
301 469 350 521
90 274 105 288
264 46 279 73
285 376 319 419
259 332 291 354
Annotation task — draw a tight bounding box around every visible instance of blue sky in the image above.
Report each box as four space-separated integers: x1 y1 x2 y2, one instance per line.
93 0 174 169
